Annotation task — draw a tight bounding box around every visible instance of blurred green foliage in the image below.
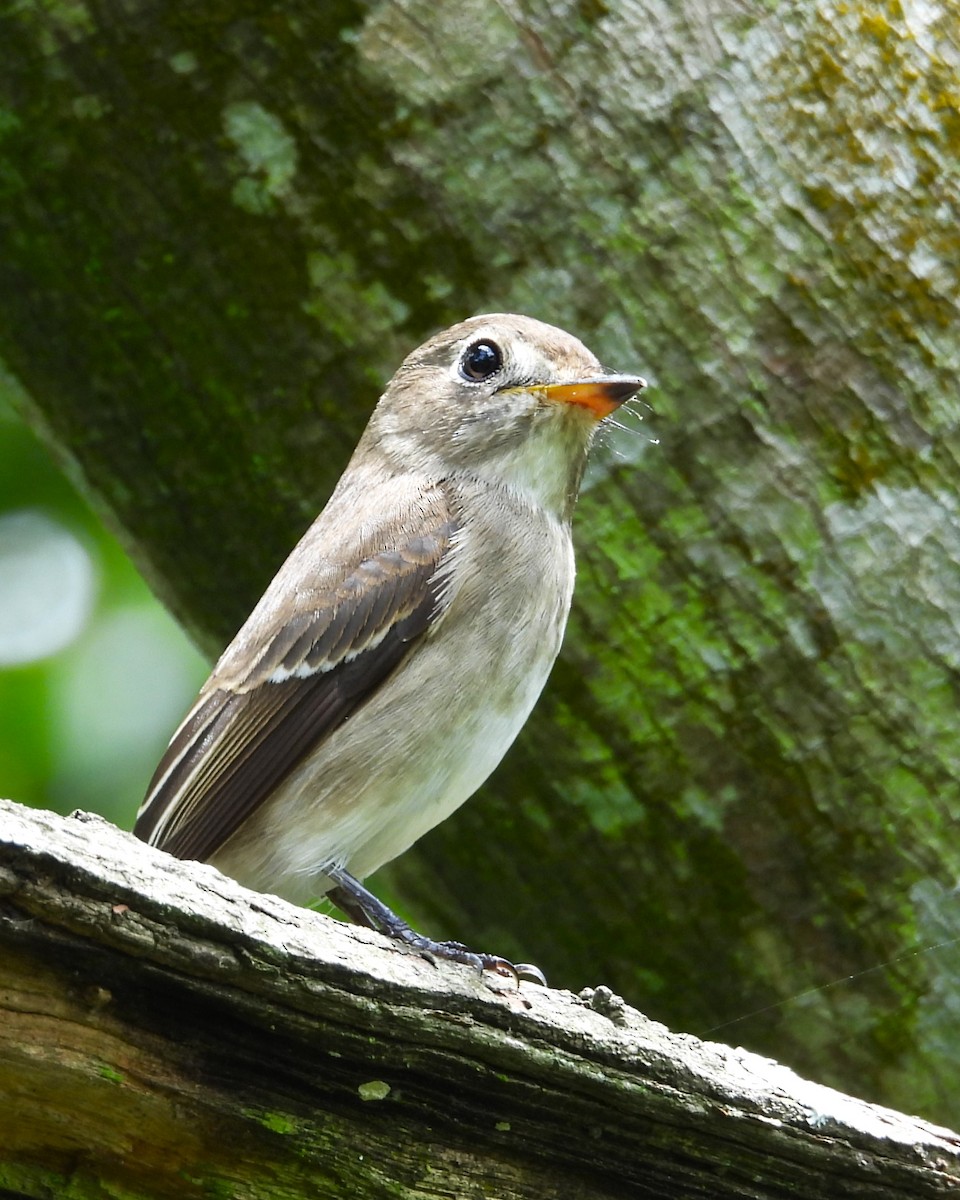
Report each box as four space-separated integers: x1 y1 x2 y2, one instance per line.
0 373 207 830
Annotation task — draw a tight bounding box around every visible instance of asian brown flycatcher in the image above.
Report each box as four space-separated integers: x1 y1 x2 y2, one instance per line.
136 314 645 978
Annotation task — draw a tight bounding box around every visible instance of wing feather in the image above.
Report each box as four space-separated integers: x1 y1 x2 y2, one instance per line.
135 506 457 862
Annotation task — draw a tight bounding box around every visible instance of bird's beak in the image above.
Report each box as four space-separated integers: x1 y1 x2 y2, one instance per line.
538 375 647 419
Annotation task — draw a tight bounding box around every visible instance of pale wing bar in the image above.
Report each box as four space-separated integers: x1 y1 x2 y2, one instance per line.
135 520 456 863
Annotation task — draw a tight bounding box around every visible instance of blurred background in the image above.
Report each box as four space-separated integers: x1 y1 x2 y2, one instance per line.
0 369 206 830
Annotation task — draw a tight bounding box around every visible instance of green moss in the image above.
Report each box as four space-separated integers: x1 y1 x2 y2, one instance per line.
178 1174 236 1199
169 50 198 75
242 1108 297 1135
304 250 410 350
223 101 298 206
0 1162 144 1199
0 108 22 140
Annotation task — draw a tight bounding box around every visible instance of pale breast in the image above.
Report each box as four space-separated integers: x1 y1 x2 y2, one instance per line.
211 482 576 902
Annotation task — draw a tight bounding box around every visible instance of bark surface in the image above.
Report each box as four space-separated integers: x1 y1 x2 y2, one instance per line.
1 0 959 1126
2 799 958 1200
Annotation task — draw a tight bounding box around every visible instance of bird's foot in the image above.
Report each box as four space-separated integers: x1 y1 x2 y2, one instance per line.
404 934 547 985
325 867 547 986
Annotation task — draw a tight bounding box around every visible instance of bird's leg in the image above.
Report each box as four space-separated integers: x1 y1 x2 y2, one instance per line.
325 866 546 985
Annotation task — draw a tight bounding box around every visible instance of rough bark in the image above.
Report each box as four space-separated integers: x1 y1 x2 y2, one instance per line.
1 798 958 1200
1 0 959 1128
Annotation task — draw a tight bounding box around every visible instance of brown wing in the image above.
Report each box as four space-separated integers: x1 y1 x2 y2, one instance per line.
134 517 457 862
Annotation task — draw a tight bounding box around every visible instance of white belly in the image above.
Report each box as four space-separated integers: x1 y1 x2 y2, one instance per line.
212 492 575 905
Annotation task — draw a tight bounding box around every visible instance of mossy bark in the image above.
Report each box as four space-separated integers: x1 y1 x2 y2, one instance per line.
2 0 959 1128
2 800 958 1200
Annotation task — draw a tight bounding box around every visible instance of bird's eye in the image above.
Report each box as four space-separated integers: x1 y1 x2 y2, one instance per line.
459 340 503 382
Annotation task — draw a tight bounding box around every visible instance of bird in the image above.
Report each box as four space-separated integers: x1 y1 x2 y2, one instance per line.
135 313 646 980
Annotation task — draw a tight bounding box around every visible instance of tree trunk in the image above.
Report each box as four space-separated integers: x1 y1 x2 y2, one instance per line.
2 798 958 1199
1 0 959 1128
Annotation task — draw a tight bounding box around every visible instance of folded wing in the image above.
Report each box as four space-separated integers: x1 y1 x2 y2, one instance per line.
135 508 458 862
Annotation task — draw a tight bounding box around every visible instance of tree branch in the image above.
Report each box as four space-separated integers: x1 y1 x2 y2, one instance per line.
1 798 956 1199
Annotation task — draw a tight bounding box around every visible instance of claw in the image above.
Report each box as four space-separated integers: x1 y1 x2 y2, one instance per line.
513 962 548 987
478 954 521 983
325 866 546 987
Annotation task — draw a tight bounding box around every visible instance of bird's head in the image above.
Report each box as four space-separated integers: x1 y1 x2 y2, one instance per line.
362 314 646 518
